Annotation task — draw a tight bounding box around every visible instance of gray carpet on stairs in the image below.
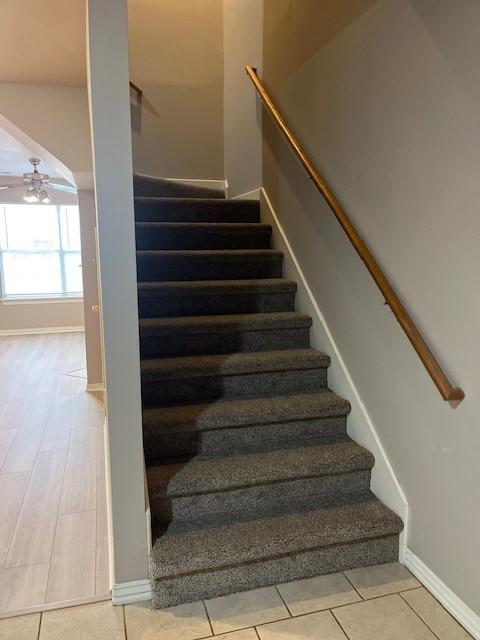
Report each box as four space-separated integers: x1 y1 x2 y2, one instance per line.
134 174 403 608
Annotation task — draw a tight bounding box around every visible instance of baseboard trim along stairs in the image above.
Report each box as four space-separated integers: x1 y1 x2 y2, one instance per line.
132 173 404 609
404 549 480 639
257 187 409 556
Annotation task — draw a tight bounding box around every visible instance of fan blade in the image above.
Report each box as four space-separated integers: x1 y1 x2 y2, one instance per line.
48 182 77 194
0 186 9 190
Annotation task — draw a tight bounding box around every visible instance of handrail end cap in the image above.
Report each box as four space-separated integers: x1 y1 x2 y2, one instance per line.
447 387 465 407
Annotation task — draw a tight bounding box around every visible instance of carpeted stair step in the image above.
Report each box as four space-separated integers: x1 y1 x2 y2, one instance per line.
137 278 297 318
136 249 283 282
149 495 403 608
139 312 311 358
135 197 259 223
147 439 374 525
133 178 403 608
141 349 330 405
135 222 272 250
143 391 350 459
133 174 225 199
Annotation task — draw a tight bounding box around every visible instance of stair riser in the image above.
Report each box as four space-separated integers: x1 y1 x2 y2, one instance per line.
150 535 399 608
144 416 347 460
138 290 296 318
135 202 259 223
150 471 371 526
141 367 328 405
140 327 310 358
135 229 271 250
137 255 283 282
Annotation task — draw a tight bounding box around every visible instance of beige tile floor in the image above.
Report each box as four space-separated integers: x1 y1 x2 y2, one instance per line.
0 562 473 639
0 333 109 616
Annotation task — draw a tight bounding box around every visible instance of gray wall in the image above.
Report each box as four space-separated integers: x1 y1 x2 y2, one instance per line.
128 0 224 179
0 300 83 333
262 0 480 615
223 0 263 196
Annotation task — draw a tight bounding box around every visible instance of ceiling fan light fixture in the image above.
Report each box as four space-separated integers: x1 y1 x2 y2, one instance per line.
39 189 50 203
24 186 39 203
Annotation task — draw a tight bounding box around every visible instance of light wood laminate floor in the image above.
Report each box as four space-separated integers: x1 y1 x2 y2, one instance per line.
0 332 109 617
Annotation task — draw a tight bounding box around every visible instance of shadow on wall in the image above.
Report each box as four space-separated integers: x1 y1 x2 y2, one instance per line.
263 0 380 81
130 86 164 134
129 82 223 178
130 88 143 133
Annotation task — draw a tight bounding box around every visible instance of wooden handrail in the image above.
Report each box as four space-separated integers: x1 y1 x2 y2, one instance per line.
246 64 464 404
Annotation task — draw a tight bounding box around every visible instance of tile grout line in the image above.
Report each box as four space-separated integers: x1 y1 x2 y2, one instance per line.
201 599 215 637
248 614 293 635
274 584 293 617
122 604 128 640
399 590 443 640
329 607 352 640
37 610 43 640
341 570 365 600
230 581 424 625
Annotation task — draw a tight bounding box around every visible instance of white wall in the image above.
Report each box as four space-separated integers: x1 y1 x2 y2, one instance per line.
77 189 103 386
262 0 480 615
87 0 148 588
223 0 263 196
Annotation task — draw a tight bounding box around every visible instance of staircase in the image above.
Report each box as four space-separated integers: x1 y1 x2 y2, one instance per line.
133 174 403 609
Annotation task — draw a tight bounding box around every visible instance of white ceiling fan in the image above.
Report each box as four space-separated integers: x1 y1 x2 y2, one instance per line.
0 157 77 202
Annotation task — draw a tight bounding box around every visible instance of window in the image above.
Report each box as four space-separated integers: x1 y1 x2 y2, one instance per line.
0 204 83 300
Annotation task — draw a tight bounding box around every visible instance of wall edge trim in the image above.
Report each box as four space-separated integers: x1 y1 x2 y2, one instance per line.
404 548 480 638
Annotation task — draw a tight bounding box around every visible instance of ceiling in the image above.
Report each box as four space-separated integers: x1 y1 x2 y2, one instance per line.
0 0 86 86
0 128 59 182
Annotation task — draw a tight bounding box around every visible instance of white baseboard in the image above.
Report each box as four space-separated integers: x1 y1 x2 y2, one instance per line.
134 172 227 195
232 187 261 201
259 187 409 551
86 382 105 392
165 177 227 193
111 579 151 605
0 325 84 336
404 549 480 639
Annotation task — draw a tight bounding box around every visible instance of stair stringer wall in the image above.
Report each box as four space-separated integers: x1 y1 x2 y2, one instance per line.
255 186 409 560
